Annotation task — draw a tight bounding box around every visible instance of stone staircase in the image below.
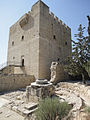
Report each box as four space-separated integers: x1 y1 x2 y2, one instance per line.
11 102 38 117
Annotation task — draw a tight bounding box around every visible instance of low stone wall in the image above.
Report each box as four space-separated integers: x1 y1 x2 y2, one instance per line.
0 74 35 92
1 65 14 75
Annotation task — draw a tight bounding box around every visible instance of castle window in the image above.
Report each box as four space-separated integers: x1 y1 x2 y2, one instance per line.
53 35 56 40
65 42 67 45
12 41 14 46
21 36 24 40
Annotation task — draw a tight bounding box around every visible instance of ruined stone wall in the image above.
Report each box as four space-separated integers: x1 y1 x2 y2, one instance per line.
50 62 68 84
39 1 72 79
0 74 35 92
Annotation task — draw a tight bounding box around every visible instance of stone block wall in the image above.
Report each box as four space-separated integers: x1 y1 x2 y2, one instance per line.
1 65 14 75
14 66 26 74
7 0 72 80
7 1 40 79
39 1 72 79
0 74 35 92
1 65 26 75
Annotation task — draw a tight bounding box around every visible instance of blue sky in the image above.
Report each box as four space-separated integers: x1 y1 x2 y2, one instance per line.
0 0 90 65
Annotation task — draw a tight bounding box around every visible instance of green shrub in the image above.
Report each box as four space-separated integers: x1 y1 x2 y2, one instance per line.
84 106 90 113
35 97 72 120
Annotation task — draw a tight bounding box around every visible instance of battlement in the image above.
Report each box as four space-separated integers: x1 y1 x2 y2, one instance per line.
18 0 71 31
10 0 71 33
49 11 71 31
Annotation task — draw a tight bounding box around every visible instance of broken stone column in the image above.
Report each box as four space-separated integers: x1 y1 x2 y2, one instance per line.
50 62 68 84
26 79 55 103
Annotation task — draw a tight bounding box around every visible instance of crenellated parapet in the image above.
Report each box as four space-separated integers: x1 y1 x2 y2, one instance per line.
49 11 71 31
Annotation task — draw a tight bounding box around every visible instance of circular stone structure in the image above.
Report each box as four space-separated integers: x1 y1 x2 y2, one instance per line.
31 79 52 87
26 79 55 102
36 79 48 84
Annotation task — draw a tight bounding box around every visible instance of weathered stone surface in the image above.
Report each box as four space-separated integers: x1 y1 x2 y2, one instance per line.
55 82 90 119
58 82 90 106
5 113 12 118
12 106 18 112
24 103 38 110
23 108 37 116
0 74 35 92
0 98 9 108
50 62 68 84
7 0 71 80
56 88 82 111
36 79 48 84
26 79 55 102
0 82 90 120
0 106 24 120
19 14 29 28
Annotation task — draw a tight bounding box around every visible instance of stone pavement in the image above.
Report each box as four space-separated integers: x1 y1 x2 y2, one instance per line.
0 106 24 120
0 98 9 108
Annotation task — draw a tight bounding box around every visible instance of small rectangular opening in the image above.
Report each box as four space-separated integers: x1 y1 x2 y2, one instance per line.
53 35 56 39
65 42 67 45
12 41 14 46
22 36 24 40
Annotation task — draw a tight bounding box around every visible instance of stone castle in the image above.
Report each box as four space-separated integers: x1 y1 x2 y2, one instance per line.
7 0 71 79
0 0 71 91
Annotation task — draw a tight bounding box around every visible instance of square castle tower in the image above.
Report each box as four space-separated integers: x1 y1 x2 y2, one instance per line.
7 0 72 80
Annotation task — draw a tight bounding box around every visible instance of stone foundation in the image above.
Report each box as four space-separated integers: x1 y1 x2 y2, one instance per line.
26 79 55 102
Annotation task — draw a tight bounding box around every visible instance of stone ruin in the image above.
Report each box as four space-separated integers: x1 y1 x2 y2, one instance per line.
0 0 71 92
26 79 55 102
50 62 68 84
26 61 69 103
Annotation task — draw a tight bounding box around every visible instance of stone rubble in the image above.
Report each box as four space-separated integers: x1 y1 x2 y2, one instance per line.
26 79 55 102
50 62 68 84
0 82 90 120
55 82 90 119
56 88 83 111
57 82 90 106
